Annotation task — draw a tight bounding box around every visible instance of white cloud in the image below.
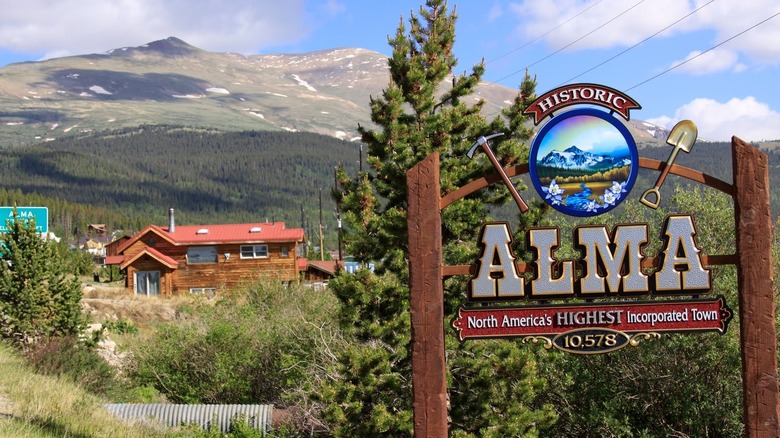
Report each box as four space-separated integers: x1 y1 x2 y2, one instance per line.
508 0 780 63
0 0 307 57
508 0 692 50
688 0 780 63
487 3 504 21
647 96 780 142
320 0 347 16
669 48 744 75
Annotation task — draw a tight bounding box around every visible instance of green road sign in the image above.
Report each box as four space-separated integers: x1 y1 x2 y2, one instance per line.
0 207 49 234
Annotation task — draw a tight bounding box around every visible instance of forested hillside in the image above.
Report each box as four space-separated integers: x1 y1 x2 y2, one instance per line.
636 140 780 215
0 126 360 244
0 128 776 248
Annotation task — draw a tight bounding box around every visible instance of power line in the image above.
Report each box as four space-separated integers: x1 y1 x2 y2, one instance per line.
492 0 647 85
556 0 714 87
626 10 780 92
487 0 605 64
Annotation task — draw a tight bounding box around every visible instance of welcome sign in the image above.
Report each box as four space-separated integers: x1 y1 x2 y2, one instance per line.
451 218 732 353
448 84 731 353
406 83 778 436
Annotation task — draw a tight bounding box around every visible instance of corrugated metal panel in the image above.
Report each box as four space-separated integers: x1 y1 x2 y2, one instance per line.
104 403 274 433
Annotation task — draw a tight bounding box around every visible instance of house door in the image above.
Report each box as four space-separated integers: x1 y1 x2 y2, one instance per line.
135 271 160 296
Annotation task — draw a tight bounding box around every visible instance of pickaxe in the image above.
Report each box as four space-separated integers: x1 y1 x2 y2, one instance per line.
467 133 529 213
640 120 698 209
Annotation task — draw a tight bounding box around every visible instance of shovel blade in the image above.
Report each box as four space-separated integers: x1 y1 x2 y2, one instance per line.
666 120 698 153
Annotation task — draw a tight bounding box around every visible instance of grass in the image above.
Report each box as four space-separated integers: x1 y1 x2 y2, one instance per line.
0 281 219 437
0 342 185 438
80 279 204 332
0 280 332 436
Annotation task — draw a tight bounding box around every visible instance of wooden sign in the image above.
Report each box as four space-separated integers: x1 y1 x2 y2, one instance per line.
406 84 779 437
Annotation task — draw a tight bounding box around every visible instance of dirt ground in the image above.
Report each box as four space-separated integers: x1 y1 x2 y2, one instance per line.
80 281 195 328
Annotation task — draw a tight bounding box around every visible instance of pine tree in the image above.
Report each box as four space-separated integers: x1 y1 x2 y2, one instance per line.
319 1 556 435
0 209 85 350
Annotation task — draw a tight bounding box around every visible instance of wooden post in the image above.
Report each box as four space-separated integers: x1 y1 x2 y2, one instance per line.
407 153 448 437
732 136 780 437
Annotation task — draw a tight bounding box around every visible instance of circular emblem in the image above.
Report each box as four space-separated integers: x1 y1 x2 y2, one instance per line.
529 108 638 217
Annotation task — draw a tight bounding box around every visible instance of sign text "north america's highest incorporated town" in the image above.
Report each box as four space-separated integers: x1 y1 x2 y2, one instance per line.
451 214 733 353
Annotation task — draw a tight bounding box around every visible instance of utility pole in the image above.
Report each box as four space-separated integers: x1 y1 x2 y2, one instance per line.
335 166 343 263
319 188 324 261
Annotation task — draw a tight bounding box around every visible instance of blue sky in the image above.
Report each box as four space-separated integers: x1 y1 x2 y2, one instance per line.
1 0 779 142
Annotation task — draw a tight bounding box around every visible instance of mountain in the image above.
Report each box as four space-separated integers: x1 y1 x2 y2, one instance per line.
0 37 671 148
0 37 520 147
537 145 630 171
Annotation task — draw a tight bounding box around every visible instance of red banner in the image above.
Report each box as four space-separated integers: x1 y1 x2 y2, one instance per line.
452 297 732 341
523 83 640 124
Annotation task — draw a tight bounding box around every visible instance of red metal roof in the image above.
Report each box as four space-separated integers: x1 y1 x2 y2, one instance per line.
116 225 175 254
120 246 179 270
104 255 124 265
163 222 304 244
307 260 345 275
118 222 305 254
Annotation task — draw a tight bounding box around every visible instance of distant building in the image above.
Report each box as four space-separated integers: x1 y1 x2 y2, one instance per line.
88 224 108 236
106 209 305 296
301 259 375 290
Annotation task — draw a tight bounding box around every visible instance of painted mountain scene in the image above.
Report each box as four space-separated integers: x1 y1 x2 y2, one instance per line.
532 112 636 215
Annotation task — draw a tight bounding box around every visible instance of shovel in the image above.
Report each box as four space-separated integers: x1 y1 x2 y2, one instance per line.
640 120 698 209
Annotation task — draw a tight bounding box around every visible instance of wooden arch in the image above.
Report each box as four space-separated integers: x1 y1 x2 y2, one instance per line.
406 136 779 437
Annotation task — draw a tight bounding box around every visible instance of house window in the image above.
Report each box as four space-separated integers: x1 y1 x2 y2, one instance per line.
281 247 289 257
135 271 160 296
187 246 217 264
240 244 268 259
190 287 216 298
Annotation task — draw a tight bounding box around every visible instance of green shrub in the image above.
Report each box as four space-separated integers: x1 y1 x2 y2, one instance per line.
118 385 166 404
25 336 120 397
0 212 86 349
127 280 344 433
103 318 139 335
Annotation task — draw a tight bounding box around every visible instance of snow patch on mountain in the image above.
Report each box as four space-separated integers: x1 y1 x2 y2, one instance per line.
89 85 112 95
291 74 316 92
538 145 629 171
173 94 204 99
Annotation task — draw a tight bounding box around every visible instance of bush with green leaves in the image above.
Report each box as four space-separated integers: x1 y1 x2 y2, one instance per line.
25 335 121 398
127 280 344 434
53 239 96 276
0 210 86 349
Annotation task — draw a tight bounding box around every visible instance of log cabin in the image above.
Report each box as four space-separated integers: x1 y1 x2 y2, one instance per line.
108 209 306 296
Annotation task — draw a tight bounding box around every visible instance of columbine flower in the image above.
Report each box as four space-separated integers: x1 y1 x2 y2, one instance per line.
602 190 617 206
609 181 627 200
549 180 564 196
542 180 565 204
586 201 598 212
